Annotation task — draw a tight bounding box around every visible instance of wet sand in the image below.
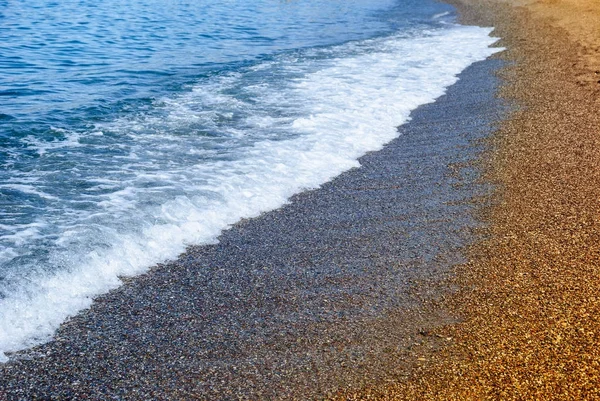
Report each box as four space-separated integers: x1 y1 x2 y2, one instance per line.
339 0 600 399
0 49 506 399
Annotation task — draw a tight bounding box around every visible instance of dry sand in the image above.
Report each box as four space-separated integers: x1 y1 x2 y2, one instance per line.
336 0 600 399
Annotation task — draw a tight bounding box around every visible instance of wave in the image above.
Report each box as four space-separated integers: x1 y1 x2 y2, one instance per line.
0 24 501 362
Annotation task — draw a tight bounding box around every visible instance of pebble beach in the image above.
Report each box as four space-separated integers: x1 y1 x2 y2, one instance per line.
2 0 600 399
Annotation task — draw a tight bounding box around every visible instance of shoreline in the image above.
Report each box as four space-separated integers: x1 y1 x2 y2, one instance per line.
9 0 598 397
0 37 506 399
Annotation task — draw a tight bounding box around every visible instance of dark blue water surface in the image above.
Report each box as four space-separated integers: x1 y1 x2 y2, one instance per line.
0 0 450 123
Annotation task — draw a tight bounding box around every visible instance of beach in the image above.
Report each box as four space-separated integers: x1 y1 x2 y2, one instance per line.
340 0 600 398
2 0 600 399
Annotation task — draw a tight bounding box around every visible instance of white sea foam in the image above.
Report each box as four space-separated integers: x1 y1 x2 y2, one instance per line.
433 11 451 19
0 25 502 362
0 184 59 201
22 128 82 157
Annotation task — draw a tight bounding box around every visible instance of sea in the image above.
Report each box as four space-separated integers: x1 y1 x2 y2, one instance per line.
0 0 500 362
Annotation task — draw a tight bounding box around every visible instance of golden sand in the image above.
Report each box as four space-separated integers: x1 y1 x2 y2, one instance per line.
334 0 600 399
503 0 600 86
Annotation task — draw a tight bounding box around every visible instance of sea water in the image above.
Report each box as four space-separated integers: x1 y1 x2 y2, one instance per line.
0 0 500 361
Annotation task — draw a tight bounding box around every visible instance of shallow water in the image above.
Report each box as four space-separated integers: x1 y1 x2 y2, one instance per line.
0 0 500 360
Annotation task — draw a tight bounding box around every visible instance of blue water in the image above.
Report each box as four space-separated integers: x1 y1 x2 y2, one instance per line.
0 0 500 360
0 0 446 120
